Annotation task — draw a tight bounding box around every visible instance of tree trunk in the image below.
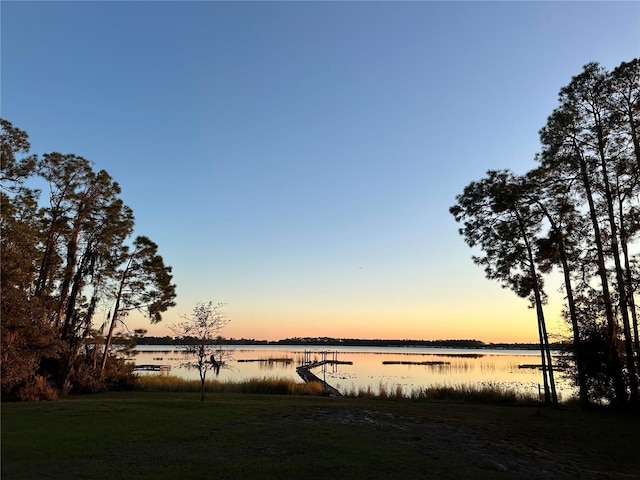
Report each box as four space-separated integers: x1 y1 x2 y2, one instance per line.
60 246 92 341
595 122 638 405
556 234 588 405
539 302 558 405
618 191 640 402
575 141 628 405
199 341 207 402
57 210 83 331
35 217 61 306
516 210 558 404
536 311 551 403
100 260 130 375
536 200 589 406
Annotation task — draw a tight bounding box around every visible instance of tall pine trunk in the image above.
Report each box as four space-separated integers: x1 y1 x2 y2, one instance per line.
575 142 627 405
595 119 638 405
617 189 640 402
100 259 130 375
516 210 558 404
556 236 588 405
535 198 589 405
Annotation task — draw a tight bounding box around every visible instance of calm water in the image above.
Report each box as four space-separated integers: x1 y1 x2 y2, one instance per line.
132 345 575 400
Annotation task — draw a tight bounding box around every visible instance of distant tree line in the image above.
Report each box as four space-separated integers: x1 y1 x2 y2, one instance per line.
137 336 268 346
1 119 177 400
269 337 488 348
451 59 640 408
136 336 496 349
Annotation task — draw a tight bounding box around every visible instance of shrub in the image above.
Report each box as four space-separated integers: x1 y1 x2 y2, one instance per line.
102 357 137 391
16 375 58 401
66 354 137 394
68 360 106 394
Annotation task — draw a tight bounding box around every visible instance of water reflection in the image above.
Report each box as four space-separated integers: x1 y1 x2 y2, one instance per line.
133 345 574 399
236 357 294 370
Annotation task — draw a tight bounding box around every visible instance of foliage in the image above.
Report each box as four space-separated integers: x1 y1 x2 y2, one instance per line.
99 236 176 374
65 352 137 394
451 58 640 408
13 376 59 402
0 118 36 187
451 170 559 404
0 118 176 399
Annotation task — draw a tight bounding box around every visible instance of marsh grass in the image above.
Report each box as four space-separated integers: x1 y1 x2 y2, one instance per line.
136 374 544 404
343 381 539 404
135 374 326 395
135 375 552 405
408 383 532 403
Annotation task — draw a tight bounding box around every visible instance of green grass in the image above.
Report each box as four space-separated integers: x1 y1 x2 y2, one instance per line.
3 391 639 480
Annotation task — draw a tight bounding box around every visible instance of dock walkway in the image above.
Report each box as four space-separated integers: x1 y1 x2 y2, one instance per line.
295 351 346 396
134 364 171 372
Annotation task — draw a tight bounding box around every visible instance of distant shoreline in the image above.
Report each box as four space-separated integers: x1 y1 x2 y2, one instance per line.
136 336 563 351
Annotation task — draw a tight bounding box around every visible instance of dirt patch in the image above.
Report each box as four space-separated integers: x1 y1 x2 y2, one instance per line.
296 407 596 479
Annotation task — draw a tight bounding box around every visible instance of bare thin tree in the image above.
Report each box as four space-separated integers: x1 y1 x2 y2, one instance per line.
171 302 231 401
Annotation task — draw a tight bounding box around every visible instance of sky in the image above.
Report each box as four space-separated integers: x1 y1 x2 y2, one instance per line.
2 1 639 343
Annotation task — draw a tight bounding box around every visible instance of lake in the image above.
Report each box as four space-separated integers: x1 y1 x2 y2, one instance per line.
132 344 575 400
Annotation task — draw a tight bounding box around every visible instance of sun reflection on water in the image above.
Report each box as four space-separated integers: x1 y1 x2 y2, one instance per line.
133 345 575 400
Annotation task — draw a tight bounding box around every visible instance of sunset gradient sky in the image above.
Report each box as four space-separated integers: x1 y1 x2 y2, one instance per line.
2 1 639 342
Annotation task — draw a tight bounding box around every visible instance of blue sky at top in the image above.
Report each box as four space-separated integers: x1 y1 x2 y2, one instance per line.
2 1 639 341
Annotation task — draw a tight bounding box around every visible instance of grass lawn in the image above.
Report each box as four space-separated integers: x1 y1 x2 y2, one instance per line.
2 392 639 479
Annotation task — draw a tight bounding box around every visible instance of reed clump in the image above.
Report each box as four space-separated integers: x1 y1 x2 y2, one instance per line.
134 375 326 396
235 377 325 395
407 383 538 404
135 375 540 404
342 382 538 404
134 375 202 392
353 385 375 398
347 383 404 400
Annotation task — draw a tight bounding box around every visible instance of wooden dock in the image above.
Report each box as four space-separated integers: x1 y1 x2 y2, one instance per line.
134 364 171 372
296 351 347 396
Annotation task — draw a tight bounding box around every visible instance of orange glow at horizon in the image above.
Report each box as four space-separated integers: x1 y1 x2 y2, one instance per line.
127 269 570 345
137 297 566 344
